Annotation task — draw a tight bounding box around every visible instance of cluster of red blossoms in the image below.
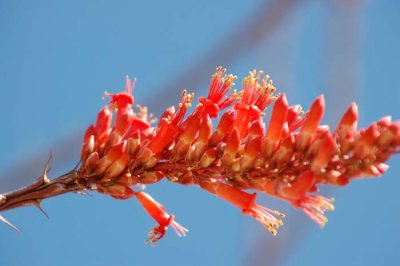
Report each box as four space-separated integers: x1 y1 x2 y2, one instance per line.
79 67 400 245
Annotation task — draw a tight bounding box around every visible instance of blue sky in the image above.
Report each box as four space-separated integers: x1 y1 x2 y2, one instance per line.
1 1 399 265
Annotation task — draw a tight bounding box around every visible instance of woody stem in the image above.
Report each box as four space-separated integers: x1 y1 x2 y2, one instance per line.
0 170 82 213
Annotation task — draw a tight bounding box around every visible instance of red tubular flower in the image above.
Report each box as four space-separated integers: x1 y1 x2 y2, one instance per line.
233 70 276 139
248 118 265 141
222 128 241 166
198 66 238 118
74 66 400 244
282 171 316 200
95 106 112 142
191 114 212 162
335 102 358 137
311 132 336 173
263 94 289 157
147 90 193 155
80 124 95 161
135 192 188 246
271 133 296 166
173 113 202 158
198 178 284 235
297 95 325 151
241 136 262 170
94 141 126 175
208 110 235 147
353 123 379 159
105 76 135 109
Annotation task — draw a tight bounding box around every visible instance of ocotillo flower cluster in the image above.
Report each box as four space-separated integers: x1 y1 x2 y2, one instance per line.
77 66 400 244
1 67 399 245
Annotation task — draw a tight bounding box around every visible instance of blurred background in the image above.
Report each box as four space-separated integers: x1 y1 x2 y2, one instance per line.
1 0 399 265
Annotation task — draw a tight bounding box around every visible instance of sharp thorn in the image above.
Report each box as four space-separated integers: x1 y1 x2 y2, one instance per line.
38 152 52 184
72 160 81 171
0 215 20 233
35 201 49 219
44 151 52 177
45 151 52 172
0 194 6 205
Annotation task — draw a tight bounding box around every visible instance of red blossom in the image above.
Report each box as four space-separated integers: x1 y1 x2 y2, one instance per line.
74 67 400 244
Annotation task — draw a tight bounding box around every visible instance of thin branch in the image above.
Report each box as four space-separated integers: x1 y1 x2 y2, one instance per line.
0 168 81 213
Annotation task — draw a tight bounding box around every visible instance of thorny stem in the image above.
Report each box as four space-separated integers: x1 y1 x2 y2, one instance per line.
0 170 81 213
0 158 83 229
